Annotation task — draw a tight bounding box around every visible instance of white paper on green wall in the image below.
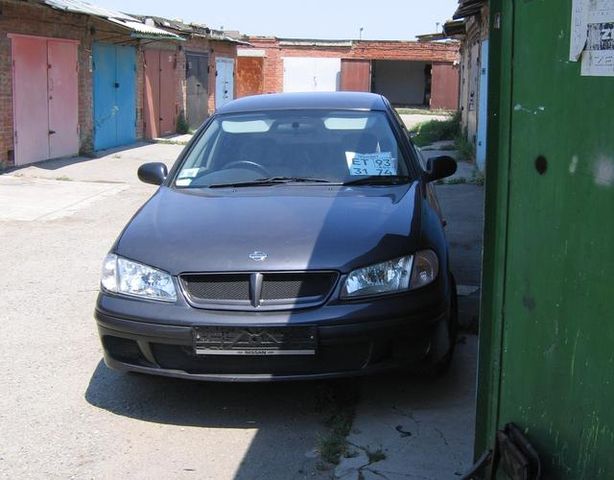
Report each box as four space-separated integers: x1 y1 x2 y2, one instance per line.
570 0 614 76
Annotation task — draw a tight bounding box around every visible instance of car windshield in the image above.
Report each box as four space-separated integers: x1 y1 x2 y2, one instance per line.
173 110 412 188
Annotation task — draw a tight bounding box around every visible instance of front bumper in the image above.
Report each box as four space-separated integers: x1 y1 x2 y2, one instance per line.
95 281 450 382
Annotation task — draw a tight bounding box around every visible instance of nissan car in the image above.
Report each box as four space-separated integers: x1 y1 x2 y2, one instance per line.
94 92 458 381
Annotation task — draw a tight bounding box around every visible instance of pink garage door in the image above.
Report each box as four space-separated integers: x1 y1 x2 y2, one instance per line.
11 35 79 166
48 40 79 159
144 49 176 139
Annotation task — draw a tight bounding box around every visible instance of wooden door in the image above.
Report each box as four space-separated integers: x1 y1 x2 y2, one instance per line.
158 50 176 136
144 49 161 139
340 59 371 92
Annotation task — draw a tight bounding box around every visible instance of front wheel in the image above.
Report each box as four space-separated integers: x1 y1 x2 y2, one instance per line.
409 274 459 377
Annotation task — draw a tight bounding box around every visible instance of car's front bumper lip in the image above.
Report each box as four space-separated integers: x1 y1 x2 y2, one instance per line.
102 355 406 382
95 294 449 381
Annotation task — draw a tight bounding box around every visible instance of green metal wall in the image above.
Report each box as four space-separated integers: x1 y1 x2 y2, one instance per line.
477 0 614 478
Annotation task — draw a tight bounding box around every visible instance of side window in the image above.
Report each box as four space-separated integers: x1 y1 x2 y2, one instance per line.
390 107 412 141
388 107 423 174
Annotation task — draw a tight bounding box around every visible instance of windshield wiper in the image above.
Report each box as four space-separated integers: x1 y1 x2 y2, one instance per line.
208 177 337 189
343 176 411 186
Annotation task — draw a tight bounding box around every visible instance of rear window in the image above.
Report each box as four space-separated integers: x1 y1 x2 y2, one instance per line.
174 110 411 188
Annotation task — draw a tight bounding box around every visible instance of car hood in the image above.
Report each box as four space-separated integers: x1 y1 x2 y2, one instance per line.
116 184 422 274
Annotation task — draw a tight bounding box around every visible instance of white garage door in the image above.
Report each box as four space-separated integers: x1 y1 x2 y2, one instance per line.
283 57 341 92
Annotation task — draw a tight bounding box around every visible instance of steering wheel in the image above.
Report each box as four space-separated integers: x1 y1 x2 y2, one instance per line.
224 160 270 177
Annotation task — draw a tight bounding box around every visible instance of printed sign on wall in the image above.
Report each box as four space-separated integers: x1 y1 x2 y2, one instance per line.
571 0 614 76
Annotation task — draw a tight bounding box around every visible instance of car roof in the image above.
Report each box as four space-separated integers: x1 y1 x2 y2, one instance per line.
216 92 389 114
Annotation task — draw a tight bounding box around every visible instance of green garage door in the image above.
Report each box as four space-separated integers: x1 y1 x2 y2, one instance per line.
477 1 614 478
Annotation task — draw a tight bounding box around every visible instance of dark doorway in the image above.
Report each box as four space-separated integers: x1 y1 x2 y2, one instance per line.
186 52 209 130
371 60 429 107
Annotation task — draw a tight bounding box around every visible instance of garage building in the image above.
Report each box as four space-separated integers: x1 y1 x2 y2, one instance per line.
236 37 460 110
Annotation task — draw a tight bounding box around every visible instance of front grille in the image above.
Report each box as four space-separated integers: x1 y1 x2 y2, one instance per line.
181 274 250 301
180 271 338 310
261 273 336 300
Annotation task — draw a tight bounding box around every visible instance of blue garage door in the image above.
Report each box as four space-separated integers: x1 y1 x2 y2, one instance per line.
93 43 136 150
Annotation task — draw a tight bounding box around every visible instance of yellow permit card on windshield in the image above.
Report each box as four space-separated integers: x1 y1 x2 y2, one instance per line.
346 152 398 176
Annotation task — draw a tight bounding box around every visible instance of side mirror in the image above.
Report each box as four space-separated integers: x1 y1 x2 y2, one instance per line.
425 156 457 182
138 162 168 186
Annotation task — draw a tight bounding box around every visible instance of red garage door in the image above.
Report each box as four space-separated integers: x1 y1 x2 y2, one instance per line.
144 49 177 139
10 35 79 166
340 59 372 92
431 63 460 110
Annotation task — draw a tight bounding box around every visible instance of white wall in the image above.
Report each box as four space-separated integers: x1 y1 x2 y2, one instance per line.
283 57 341 92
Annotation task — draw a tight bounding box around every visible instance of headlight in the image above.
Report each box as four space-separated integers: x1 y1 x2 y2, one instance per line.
100 253 177 303
342 256 413 298
410 250 439 290
341 250 439 299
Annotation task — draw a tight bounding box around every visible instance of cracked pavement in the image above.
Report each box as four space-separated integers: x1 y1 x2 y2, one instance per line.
335 177 484 480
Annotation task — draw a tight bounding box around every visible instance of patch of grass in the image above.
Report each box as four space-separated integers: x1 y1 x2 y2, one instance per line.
154 139 190 146
396 108 454 116
315 380 360 465
318 432 348 465
366 448 387 464
445 177 467 185
55 175 72 181
410 111 461 147
454 128 476 162
471 169 485 186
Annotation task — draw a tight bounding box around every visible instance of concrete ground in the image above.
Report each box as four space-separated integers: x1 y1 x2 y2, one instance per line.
0 142 483 480
335 180 484 480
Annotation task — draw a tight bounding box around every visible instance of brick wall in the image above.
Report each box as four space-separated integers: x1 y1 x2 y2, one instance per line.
236 56 264 97
245 37 460 95
182 37 238 115
0 0 91 167
0 1 153 167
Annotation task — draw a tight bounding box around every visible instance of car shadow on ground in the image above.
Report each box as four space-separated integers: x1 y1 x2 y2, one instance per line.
86 359 329 427
85 360 362 479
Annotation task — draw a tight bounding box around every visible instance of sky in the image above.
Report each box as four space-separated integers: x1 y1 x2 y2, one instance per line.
90 0 459 40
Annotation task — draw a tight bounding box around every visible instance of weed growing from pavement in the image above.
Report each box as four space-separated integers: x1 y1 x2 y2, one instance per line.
454 128 476 162
176 110 189 134
55 175 72 181
366 447 387 463
314 379 361 466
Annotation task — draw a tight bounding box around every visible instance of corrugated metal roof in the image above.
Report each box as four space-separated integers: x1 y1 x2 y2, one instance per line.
44 0 133 19
106 18 184 40
278 38 353 47
452 0 487 20
42 0 183 40
133 15 249 44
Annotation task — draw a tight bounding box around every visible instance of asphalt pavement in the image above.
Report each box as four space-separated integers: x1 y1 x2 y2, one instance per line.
0 142 483 479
